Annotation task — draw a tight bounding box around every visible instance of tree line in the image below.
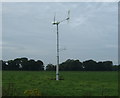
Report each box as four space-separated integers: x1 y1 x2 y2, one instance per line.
46 59 120 71
1 57 44 71
1 58 119 71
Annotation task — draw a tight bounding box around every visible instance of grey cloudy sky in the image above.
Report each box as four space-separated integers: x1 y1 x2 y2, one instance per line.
2 2 118 65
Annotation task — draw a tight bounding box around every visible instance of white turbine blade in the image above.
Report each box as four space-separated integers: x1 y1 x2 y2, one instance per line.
54 13 56 23
67 10 70 23
66 10 70 20
68 10 70 19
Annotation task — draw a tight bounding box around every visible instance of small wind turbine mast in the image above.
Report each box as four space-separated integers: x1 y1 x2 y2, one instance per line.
52 10 70 81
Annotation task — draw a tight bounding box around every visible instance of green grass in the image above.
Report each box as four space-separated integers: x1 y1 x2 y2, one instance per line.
2 71 118 96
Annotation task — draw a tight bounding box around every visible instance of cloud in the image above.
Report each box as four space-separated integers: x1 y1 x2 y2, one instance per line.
105 44 118 48
70 2 117 28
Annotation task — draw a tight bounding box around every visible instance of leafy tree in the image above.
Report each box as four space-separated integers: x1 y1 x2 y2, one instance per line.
46 64 56 71
83 60 97 71
20 57 28 70
112 65 118 71
59 59 83 71
118 65 120 71
18 58 44 71
1 60 8 70
97 61 105 71
36 60 44 70
7 60 19 70
103 61 113 71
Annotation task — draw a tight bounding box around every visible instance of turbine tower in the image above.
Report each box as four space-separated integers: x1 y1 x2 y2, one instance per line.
52 10 70 80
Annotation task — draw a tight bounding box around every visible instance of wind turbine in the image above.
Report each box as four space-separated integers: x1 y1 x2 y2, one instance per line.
52 10 70 80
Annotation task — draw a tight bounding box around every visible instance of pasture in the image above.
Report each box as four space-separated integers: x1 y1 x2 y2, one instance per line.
2 71 118 96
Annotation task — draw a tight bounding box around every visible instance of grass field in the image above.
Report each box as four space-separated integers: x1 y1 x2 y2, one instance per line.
2 71 118 96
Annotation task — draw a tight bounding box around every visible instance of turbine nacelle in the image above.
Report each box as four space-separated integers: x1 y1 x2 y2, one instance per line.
66 17 69 20
52 21 60 25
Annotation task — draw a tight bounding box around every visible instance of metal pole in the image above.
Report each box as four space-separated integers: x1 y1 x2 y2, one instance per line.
56 24 59 80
